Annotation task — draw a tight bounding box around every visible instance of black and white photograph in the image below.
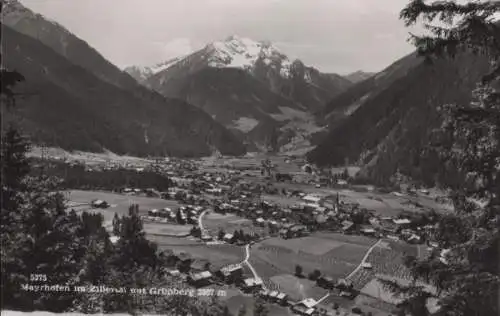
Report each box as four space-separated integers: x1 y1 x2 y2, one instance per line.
1 0 499 315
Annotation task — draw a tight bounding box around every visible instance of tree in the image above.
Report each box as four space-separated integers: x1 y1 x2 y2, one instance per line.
112 213 121 236
237 305 247 316
381 2 500 316
203 262 211 271
176 209 185 224
218 228 225 240
0 52 209 315
1 68 87 311
253 297 268 316
222 306 231 316
308 269 322 281
190 226 202 238
1 126 31 232
342 167 349 180
295 265 303 277
233 229 241 240
0 69 25 108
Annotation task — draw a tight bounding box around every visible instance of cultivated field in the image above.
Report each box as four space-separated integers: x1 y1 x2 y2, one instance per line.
347 240 416 290
250 234 376 283
147 235 201 247
66 190 182 234
67 190 179 216
353 295 397 316
270 274 328 301
260 194 303 207
158 243 245 270
224 293 292 316
143 223 191 236
203 213 269 236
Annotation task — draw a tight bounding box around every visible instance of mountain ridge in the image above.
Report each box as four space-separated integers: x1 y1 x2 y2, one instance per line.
1 2 247 157
344 70 375 83
307 50 490 186
125 35 352 152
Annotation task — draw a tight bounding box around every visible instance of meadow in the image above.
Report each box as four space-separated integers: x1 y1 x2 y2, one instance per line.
250 234 376 287
203 213 270 236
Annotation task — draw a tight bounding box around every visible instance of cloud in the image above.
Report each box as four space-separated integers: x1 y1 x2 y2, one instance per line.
153 38 195 59
19 0 417 72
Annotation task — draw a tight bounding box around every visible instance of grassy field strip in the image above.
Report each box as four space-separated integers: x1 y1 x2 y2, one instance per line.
198 209 210 235
346 239 383 280
242 244 269 290
313 292 332 306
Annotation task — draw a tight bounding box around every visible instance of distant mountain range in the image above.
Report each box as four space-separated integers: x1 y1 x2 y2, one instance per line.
344 71 375 84
307 50 490 186
5 0 475 187
125 36 353 151
2 0 246 157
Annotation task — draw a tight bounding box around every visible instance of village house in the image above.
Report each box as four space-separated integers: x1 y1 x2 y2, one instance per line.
260 290 288 305
165 269 181 277
91 199 109 208
201 234 213 242
241 277 263 292
280 224 307 239
336 278 354 290
379 218 400 235
393 218 412 228
222 233 234 243
302 194 322 205
341 220 355 233
187 271 213 287
317 275 336 289
292 298 317 316
215 264 243 284
190 260 210 273
361 262 373 269
360 227 377 236
254 217 265 226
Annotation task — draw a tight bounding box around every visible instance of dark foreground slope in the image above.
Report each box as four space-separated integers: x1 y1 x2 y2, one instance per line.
2 25 246 157
308 52 490 185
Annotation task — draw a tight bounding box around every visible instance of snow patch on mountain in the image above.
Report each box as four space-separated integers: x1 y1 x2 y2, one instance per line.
124 57 184 82
304 69 313 84
149 57 183 74
232 117 260 133
205 35 293 78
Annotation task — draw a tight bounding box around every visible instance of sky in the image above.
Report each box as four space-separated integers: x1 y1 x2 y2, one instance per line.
20 0 420 74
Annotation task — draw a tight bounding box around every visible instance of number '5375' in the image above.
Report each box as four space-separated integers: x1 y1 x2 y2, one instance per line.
30 274 47 282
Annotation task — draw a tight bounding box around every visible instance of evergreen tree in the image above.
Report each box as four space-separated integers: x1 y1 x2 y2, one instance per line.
0 69 25 108
222 305 231 316
237 305 247 316
253 297 268 316
112 213 121 236
176 208 185 224
295 265 303 277
233 229 240 243
1 126 31 233
0 51 221 315
190 226 202 238
381 2 500 316
218 228 225 240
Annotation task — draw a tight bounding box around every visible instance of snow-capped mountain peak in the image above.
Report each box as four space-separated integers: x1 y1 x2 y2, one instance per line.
149 56 183 74
204 35 292 76
124 56 183 82
126 35 297 81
